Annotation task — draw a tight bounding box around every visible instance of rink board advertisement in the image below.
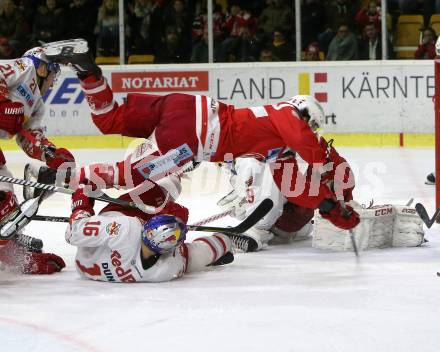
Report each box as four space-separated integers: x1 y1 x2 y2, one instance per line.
42 61 435 136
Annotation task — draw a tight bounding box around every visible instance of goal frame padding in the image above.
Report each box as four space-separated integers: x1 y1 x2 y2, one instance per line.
435 57 440 213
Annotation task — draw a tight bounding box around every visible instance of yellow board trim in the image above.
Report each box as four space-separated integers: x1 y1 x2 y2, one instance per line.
324 133 400 147
0 135 139 151
0 133 435 150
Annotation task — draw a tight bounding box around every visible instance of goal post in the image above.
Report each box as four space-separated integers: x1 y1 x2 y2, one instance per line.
435 38 440 213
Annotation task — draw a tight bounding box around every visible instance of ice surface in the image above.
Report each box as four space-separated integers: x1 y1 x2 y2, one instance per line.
1 148 439 352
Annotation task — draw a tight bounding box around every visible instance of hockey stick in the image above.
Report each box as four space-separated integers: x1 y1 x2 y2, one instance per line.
31 198 274 234
0 191 52 239
415 203 440 228
187 198 273 234
338 200 359 257
191 209 232 226
31 211 233 225
0 175 157 213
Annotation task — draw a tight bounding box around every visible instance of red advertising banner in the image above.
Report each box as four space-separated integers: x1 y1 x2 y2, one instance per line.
112 71 209 92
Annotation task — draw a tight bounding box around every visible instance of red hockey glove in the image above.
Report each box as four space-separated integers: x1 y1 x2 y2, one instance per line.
319 200 360 230
77 163 118 189
320 138 355 202
45 147 75 170
0 241 65 274
18 129 75 169
0 100 25 135
71 187 95 222
0 191 19 227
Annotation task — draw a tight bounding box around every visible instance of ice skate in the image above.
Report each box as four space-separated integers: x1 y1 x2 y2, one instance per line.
43 39 102 79
223 232 262 253
426 172 435 185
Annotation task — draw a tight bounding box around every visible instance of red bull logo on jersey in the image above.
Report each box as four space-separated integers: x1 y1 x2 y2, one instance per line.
110 250 136 282
106 222 121 237
14 59 27 72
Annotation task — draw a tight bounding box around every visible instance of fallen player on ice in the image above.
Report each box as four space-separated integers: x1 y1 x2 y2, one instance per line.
65 175 238 283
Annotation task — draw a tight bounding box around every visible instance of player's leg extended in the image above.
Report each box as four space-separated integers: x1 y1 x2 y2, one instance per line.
185 234 233 272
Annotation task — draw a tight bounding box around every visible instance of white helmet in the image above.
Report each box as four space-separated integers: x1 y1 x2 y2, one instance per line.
22 47 60 80
288 95 325 131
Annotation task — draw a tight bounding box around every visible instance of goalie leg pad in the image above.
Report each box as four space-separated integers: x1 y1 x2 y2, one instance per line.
313 203 426 251
393 206 425 247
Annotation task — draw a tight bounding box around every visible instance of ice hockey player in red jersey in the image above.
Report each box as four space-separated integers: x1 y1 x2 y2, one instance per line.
66 177 234 283
0 46 74 273
46 39 359 231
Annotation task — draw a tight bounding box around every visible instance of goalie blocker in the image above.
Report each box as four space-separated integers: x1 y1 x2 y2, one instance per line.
313 202 425 251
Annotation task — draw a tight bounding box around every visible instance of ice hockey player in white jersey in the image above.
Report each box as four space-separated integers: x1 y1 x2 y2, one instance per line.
218 156 315 249
65 181 234 283
0 46 74 273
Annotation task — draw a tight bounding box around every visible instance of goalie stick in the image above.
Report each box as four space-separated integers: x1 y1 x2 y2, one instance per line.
337 199 359 257
0 192 49 241
30 198 274 235
30 210 232 225
187 198 273 234
415 203 440 228
0 175 159 214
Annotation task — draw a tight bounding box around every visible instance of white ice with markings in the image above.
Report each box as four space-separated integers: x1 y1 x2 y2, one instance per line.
1 147 439 352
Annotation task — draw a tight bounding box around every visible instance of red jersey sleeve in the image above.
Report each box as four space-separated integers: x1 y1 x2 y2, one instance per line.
268 105 327 164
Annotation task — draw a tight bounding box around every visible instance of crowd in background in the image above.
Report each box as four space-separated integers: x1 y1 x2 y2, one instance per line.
0 0 439 63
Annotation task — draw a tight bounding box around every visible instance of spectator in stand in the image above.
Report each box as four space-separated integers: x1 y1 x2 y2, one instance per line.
359 22 393 60
163 0 192 50
355 1 381 33
303 42 321 61
155 26 186 63
15 0 39 38
218 3 257 62
191 27 208 62
326 23 358 60
192 3 226 46
268 28 294 61
33 0 66 45
0 37 14 59
415 27 437 59
259 0 292 38
319 0 360 53
226 26 262 62
301 0 326 50
224 3 257 38
128 0 164 54
66 0 96 50
95 0 119 56
0 0 25 55
259 47 274 61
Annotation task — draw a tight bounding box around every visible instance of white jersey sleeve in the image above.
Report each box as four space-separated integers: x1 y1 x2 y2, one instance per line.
233 157 286 230
0 58 45 141
65 211 188 283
